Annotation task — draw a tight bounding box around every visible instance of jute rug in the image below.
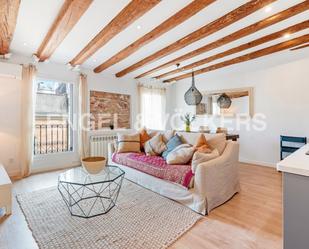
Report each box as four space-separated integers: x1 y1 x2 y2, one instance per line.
17 180 202 249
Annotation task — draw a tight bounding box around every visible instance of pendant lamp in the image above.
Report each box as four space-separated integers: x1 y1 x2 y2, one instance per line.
184 71 203 105
217 93 232 109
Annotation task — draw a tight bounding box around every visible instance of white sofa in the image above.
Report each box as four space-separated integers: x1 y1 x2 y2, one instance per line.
108 131 240 215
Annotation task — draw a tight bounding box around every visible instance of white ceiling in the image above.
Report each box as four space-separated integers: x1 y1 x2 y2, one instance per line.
10 0 309 80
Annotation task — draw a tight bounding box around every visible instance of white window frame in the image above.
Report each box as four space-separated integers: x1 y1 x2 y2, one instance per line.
32 77 80 173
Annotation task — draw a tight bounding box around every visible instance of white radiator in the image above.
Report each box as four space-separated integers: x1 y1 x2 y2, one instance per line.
90 135 117 157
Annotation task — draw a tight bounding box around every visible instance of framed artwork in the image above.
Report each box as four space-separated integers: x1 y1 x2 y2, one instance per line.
90 91 131 130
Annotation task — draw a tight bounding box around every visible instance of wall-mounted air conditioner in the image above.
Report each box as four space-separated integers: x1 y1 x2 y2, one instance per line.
0 61 22 80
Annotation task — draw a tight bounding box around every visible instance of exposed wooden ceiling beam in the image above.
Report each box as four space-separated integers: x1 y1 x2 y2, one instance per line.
137 0 309 78
155 20 309 79
70 0 161 66
163 34 309 83
0 0 20 55
290 43 309 51
35 0 93 62
93 0 215 73
227 91 249 99
115 0 277 78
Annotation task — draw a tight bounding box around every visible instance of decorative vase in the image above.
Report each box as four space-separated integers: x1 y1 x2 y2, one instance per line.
185 124 191 132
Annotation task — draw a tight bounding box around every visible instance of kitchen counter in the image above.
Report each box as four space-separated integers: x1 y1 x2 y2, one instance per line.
277 144 309 176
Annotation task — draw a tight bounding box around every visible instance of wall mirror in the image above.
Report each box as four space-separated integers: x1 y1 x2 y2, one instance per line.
196 87 254 117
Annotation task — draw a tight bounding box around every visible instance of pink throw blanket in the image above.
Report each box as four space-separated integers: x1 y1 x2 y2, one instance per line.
112 153 194 188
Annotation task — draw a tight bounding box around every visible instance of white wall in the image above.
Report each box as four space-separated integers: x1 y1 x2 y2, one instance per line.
168 55 309 167
0 55 138 176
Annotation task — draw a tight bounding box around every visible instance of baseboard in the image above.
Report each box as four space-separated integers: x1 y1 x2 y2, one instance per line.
239 158 276 168
31 162 81 175
6 163 81 179
7 169 21 179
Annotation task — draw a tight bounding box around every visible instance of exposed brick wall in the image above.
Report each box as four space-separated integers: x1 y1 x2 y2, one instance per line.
90 91 130 130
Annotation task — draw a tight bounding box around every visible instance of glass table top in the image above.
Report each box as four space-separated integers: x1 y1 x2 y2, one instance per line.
58 166 125 186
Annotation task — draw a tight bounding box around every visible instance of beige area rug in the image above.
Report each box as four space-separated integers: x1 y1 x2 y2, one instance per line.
17 180 202 249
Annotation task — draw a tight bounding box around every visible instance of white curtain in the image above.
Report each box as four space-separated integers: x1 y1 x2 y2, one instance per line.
20 64 37 177
139 85 166 130
78 73 89 159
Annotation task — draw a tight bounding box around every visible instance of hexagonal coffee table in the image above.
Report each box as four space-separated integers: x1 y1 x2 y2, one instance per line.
58 166 125 218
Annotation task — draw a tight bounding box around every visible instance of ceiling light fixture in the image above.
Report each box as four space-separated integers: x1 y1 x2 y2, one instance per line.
217 93 232 109
184 71 202 106
137 25 142 29
32 54 40 63
72 64 80 72
264 6 272 12
66 63 73 70
283 33 291 39
66 63 80 71
23 42 27 46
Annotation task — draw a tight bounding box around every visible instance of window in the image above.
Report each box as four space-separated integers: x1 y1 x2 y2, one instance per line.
34 79 73 154
139 85 166 130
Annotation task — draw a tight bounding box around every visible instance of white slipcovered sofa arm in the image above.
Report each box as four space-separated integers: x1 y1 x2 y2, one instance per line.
108 142 115 162
194 141 240 213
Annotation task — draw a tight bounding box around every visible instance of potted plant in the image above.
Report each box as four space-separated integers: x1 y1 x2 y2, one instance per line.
181 113 196 132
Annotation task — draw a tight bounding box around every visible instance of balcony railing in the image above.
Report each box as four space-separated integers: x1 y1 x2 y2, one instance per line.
34 124 72 155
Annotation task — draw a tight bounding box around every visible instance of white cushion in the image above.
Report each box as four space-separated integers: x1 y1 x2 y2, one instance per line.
191 149 220 173
166 144 195 165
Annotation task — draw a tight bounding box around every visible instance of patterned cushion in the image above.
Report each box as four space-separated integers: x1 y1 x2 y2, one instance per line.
166 144 196 165
162 134 183 160
116 133 141 153
191 149 220 173
144 134 166 156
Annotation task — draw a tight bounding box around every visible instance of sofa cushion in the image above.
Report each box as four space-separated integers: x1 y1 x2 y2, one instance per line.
116 133 141 153
162 134 183 160
112 152 194 188
195 134 211 153
139 128 151 150
166 144 196 165
207 133 226 155
176 131 200 145
148 130 175 143
191 149 220 173
144 133 166 156
176 132 227 155
161 130 174 143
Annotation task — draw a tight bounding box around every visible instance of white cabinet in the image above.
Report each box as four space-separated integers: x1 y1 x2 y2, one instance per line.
277 144 309 249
